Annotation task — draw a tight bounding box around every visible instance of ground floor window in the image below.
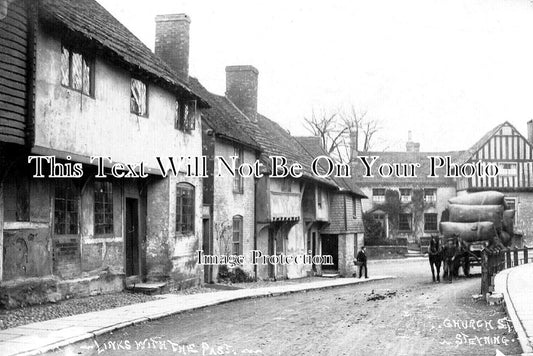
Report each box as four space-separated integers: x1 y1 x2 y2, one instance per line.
232 215 243 254
398 213 412 232
54 180 79 235
424 213 438 232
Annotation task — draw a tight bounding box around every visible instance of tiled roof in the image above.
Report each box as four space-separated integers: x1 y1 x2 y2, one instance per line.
246 114 337 187
352 150 464 186
39 0 208 107
294 136 367 198
188 77 260 150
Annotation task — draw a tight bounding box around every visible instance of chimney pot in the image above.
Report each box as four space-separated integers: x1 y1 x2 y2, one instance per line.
225 65 259 122
155 13 190 81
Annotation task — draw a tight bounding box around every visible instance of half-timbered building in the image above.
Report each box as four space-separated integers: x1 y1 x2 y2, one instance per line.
456 121 533 245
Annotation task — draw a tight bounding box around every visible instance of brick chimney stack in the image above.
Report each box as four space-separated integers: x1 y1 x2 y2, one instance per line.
155 14 190 81
527 120 533 145
225 65 259 122
406 130 420 152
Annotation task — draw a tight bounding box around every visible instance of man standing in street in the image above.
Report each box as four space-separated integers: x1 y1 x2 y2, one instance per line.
356 246 368 278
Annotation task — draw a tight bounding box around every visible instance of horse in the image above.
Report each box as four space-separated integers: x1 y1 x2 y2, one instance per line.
428 235 442 282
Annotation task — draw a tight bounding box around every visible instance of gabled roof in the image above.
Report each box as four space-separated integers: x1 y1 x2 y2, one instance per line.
188 77 260 151
455 122 507 164
457 121 533 164
294 136 367 198
39 0 208 107
244 114 337 187
352 150 464 186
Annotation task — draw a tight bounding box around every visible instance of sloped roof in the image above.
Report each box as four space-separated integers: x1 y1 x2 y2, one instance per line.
294 136 367 198
455 122 507 164
188 77 260 150
244 114 336 187
352 150 464 186
39 0 208 107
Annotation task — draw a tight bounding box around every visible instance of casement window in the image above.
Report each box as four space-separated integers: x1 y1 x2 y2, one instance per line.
94 181 113 235
175 100 197 131
373 213 385 228
424 189 437 202
317 188 322 208
232 215 243 255
176 183 195 235
424 213 438 232
353 196 357 219
498 163 517 176
130 78 148 116
233 146 244 193
398 213 412 231
400 188 412 202
504 197 517 211
61 45 93 96
54 180 79 235
372 188 385 202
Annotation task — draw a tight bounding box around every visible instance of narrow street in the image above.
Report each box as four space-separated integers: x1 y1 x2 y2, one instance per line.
48 260 521 356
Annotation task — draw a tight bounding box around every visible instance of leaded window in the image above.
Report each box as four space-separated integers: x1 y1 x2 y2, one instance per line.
176 183 195 235
94 181 113 235
54 180 79 235
130 78 147 116
232 215 243 255
60 45 93 96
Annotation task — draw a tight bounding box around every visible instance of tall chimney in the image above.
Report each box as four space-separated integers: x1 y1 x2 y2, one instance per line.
155 14 190 81
225 65 258 122
406 130 420 152
527 120 533 145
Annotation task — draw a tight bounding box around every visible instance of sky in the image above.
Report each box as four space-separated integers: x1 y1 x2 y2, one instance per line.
96 0 533 152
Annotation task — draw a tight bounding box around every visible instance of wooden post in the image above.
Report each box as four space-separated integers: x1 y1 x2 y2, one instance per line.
524 249 529 264
513 248 519 267
506 249 511 269
481 250 489 295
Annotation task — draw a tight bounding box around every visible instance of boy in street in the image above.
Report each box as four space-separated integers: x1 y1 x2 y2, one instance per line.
356 246 368 278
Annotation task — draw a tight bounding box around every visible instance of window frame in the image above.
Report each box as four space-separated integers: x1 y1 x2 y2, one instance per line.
176 183 195 235
400 188 412 202
232 215 243 255
372 188 385 202
60 44 94 97
352 196 357 219
130 78 149 117
54 180 80 235
398 213 412 232
424 188 437 203
423 213 438 232
498 163 518 177
175 100 197 131
94 181 114 236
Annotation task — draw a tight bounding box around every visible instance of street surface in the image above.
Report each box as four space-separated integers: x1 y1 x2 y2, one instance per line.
48 260 521 356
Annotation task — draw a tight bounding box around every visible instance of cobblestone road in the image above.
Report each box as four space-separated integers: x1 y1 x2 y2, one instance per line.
47 260 521 356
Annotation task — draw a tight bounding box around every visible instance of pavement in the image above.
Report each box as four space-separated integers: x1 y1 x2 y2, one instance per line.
0 275 393 356
495 262 533 355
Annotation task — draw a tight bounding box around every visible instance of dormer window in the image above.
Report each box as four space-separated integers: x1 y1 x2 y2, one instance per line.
61 45 93 96
130 78 148 116
176 100 197 131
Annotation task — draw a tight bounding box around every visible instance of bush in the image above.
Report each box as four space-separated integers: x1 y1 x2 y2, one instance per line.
363 212 385 239
364 238 408 246
217 265 255 283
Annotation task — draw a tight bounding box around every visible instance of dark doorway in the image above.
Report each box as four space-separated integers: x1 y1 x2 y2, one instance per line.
321 235 338 270
202 218 212 283
125 198 140 277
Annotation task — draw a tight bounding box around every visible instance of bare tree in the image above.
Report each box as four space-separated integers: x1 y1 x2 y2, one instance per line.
304 106 382 163
303 109 347 156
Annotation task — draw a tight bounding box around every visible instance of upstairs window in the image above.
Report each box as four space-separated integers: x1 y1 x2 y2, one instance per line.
352 196 357 219
61 45 93 96
233 146 244 194
176 100 196 131
317 188 322 208
281 179 292 193
400 188 411 202
130 78 148 116
176 183 195 235
94 181 113 235
372 188 385 202
424 189 437 202
232 215 243 255
498 163 517 176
